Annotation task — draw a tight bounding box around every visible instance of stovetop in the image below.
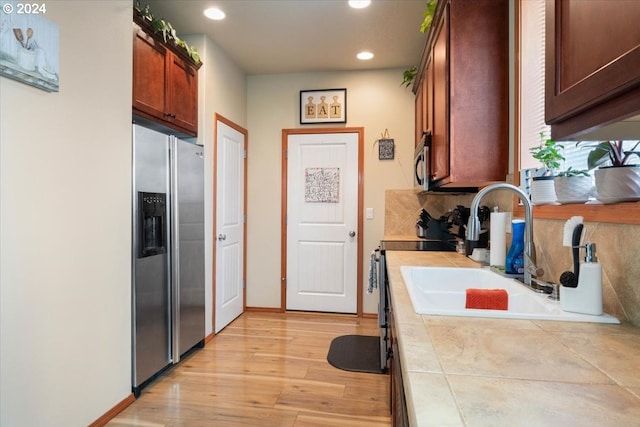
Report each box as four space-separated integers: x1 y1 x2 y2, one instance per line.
380 239 457 252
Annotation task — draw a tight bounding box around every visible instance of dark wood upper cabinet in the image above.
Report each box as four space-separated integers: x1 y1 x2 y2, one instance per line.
545 0 640 140
133 13 200 137
431 10 449 183
414 78 424 147
166 54 198 133
133 25 167 123
414 0 509 190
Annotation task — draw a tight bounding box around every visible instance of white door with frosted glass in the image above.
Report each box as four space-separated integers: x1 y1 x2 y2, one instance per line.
286 132 359 313
215 119 245 333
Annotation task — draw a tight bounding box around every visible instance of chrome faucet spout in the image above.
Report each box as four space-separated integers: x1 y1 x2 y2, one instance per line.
466 183 536 286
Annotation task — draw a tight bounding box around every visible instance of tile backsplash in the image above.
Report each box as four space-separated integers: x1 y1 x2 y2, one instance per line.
384 189 512 236
534 219 640 326
385 189 640 326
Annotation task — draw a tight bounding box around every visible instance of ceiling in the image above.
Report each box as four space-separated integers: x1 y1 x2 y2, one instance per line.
141 0 428 75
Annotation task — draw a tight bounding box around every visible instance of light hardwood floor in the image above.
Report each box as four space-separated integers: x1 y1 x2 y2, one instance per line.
108 312 391 427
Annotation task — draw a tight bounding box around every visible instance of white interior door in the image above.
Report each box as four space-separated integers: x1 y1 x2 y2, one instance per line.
286 132 359 313
215 119 246 333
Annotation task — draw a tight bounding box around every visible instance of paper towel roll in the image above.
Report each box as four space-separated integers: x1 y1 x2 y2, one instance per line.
490 212 508 267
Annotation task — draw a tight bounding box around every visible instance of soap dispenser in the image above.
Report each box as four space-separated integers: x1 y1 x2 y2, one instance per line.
560 243 603 316
505 219 525 274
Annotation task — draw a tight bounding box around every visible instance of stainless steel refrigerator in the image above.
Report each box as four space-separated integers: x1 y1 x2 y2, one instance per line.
132 123 205 396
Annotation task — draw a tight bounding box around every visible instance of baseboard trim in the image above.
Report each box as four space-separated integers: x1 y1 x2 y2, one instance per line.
245 307 377 318
245 306 282 313
88 393 136 427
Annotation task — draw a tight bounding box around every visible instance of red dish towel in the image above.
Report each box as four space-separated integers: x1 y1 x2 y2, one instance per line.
465 288 508 310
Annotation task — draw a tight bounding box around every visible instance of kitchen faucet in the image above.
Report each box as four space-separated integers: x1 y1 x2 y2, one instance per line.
466 182 540 287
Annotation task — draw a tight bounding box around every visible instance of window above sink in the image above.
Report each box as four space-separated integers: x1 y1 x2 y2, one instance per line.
514 0 640 225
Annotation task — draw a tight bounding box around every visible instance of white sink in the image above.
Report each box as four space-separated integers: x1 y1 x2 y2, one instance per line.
400 266 619 324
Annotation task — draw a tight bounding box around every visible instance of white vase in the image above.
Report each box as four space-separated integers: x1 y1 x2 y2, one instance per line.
594 166 640 203
530 176 557 205
554 176 594 204
17 46 36 71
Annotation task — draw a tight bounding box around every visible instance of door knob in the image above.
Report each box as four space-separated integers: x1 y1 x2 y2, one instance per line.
349 231 356 237
218 234 227 241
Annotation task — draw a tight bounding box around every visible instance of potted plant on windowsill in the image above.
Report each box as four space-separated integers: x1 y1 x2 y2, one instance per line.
554 167 594 204
529 133 564 205
580 140 640 203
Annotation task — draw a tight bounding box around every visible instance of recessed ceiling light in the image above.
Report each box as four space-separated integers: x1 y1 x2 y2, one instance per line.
349 1 371 9
357 51 374 60
204 7 225 20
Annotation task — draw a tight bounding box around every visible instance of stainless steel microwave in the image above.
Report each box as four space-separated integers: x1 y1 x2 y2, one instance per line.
414 132 431 191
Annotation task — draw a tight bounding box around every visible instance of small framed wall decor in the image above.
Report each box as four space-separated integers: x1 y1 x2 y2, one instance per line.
377 129 394 160
378 138 395 160
300 88 347 124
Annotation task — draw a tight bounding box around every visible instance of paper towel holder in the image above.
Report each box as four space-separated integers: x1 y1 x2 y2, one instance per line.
489 209 509 268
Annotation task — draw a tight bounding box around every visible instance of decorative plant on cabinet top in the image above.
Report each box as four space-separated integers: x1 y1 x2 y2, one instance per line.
134 1 201 66
401 0 438 88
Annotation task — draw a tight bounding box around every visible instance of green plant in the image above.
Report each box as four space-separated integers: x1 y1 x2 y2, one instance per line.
134 1 201 65
401 65 417 88
554 142 590 177
401 0 438 87
529 132 564 174
420 0 438 33
555 167 590 177
579 140 640 169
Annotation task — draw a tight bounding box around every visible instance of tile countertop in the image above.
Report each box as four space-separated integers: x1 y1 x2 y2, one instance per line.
385 251 640 427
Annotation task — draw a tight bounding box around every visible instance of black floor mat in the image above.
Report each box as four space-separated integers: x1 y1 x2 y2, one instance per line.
327 335 385 374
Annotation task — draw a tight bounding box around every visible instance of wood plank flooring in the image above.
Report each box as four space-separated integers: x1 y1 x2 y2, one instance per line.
108 312 391 427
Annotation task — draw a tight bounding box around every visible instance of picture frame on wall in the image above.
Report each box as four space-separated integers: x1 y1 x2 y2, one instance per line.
378 138 395 160
300 88 347 124
0 2 60 92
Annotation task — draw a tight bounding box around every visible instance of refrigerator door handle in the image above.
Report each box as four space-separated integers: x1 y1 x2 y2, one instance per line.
169 137 181 364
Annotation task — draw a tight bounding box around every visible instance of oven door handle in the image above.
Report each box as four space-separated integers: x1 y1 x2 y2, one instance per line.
378 252 387 328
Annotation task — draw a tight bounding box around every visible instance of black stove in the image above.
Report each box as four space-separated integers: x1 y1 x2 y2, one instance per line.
375 237 456 372
380 239 456 252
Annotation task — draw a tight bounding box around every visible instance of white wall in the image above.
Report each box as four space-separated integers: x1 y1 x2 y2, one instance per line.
0 3 248 425
0 2 132 426
246 70 415 313
183 34 247 336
